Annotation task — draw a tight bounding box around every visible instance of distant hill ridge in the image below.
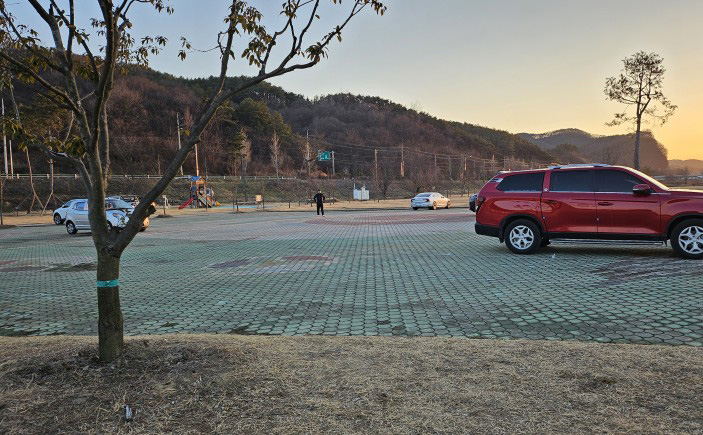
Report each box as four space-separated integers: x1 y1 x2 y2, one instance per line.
518 128 668 170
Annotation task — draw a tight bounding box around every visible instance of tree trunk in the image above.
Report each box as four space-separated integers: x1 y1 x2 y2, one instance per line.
97 251 124 362
634 116 642 170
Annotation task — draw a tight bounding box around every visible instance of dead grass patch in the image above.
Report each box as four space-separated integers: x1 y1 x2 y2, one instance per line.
0 336 700 434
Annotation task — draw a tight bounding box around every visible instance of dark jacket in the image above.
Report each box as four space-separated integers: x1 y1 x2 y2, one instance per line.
313 193 325 204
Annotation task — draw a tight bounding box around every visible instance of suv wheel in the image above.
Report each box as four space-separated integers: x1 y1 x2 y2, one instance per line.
66 221 78 235
671 219 703 259
53 213 62 225
505 219 541 254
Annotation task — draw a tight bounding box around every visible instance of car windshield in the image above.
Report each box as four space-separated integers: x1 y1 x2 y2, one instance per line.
106 199 133 209
627 168 669 190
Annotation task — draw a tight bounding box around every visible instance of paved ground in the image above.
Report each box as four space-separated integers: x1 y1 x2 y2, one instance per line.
0 209 701 345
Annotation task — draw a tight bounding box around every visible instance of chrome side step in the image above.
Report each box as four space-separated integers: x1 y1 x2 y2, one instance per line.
550 239 666 246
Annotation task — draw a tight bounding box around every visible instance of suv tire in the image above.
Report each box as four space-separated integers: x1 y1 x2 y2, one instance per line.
505 219 542 254
671 219 703 260
66 221 78 235
53 213 62 225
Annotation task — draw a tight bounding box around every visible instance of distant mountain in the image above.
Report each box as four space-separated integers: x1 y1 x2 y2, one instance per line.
669 159 703 172
517 128 668 170
13 65 554 176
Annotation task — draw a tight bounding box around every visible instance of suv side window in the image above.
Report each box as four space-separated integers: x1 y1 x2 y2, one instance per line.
73 201 87 211
595 170 645 193
549 170 593 192
496 173 544 192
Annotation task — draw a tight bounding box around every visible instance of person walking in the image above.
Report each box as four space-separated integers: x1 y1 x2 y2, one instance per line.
313 189 325 216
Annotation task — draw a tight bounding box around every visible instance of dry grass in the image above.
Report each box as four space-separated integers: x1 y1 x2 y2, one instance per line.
0 336 701 434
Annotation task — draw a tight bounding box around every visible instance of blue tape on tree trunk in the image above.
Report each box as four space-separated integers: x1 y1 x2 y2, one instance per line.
97 279 119 288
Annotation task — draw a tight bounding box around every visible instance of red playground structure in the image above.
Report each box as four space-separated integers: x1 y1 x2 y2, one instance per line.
179 176 219 209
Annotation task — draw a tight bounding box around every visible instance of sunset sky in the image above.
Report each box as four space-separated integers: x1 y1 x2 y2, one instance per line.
14 0 703 160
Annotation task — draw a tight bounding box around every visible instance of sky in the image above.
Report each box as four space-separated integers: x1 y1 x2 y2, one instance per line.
12 0 703 160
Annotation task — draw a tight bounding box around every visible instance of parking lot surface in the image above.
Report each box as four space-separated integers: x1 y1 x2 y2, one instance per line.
0 209 701 345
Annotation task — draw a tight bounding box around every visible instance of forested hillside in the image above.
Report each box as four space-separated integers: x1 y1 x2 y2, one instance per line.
518 129 669 171
9 66 553 178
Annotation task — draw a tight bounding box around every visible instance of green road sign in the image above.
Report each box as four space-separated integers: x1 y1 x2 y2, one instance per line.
317 151 331 161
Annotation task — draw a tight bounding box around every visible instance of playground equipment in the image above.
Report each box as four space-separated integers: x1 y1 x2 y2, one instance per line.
179 176 220 209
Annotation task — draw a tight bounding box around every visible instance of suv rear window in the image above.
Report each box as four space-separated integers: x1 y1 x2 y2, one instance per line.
595 170 645 193
549 170 593 192
496 173 544 192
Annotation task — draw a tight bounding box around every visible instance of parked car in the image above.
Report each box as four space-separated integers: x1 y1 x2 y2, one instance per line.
411 192 451 210
64 199 150 235
53 199 79 225
107 194 140 207
470 164 703 259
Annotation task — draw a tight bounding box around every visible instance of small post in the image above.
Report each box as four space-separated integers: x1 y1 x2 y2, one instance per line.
236 198 239 212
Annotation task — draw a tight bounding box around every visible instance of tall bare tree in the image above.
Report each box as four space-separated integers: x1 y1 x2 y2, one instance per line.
0 0 385 361
605 51 677 170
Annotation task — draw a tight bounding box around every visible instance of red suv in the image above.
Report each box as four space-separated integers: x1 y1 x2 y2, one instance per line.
469 164 703 259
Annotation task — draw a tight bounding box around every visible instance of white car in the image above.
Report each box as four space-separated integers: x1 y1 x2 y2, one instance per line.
411 192 451 210
53 199 80 225
64 199 149 235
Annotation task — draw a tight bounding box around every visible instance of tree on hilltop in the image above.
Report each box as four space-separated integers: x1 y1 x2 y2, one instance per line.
605 51 676 170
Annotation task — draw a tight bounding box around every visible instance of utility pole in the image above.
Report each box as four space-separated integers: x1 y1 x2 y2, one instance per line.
194 143 200 177
305 129 311 178
374 148 378 174
400 145 405 177
2 98 6 175
434 154 438 179
331 151 335 176
176 113 183 176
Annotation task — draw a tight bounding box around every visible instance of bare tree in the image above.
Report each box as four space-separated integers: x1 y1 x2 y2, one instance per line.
269 130 281 179
605 51 677 170
0 0 386 361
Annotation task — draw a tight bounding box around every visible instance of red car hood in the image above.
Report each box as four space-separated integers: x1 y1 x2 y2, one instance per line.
667 189 703 198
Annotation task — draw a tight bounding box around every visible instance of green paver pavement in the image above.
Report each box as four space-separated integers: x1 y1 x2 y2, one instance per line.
0 209 701 345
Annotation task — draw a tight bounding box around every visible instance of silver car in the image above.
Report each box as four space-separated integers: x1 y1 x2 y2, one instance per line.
64 199 149 234
53 199 79 225
411 192 451 210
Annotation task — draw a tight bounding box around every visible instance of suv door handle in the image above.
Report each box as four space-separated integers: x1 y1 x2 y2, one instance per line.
544 200 558 205
598 201 613 206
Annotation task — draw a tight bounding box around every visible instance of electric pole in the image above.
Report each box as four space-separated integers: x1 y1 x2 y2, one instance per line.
400 145 405 177
331 151 335 176
194 143 200 177
2 98 6 175
176 113 183 176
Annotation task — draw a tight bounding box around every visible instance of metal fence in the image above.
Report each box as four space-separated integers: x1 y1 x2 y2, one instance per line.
2 173 299 181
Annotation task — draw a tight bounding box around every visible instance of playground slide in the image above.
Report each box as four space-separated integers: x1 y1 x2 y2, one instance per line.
178 197 194 210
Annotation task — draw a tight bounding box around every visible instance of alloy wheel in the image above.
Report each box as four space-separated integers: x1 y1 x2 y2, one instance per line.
509 225 534 250
678 225 703 255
